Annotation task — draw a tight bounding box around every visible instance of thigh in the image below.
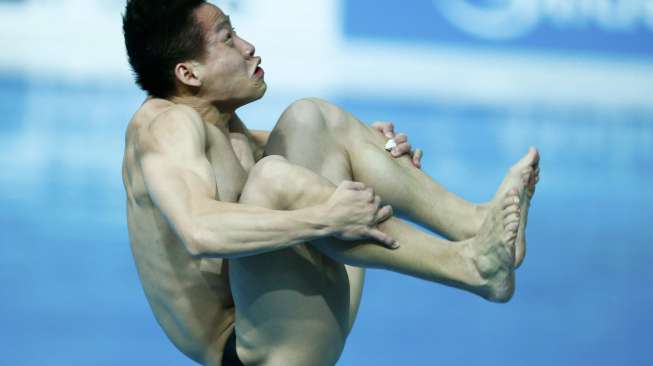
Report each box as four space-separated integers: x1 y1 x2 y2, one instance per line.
228 241 352 365
255 144 368 334
266 100 351 184
344 264 365 332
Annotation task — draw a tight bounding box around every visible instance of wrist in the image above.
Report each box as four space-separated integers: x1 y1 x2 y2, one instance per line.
308 203 339 238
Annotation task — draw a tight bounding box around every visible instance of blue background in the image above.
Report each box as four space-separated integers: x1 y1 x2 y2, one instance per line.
1 0 652 365
345 0 653 57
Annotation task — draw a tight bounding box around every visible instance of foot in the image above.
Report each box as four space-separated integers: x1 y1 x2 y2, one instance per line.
477 148 540 269
514 148 540 268
467 149 537 302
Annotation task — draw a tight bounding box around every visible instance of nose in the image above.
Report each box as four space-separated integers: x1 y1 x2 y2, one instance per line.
240 36 255 58
245 42 255 58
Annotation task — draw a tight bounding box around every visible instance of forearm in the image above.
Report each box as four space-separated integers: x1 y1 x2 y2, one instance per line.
311 219 480 291
189 201 333 259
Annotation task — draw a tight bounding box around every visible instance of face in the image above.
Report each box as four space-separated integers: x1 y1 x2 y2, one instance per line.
191 3 267 108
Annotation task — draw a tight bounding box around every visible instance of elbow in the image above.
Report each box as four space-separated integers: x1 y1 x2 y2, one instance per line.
182 227 228 259
184 234 204 258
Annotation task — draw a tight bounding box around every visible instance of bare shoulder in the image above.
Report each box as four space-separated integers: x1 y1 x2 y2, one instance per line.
135 102 207 158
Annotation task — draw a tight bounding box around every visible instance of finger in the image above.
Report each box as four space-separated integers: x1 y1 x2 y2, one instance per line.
367 228 399 249
412 149 423 168
381 122 395 138
372 122 395 138
392 143 411 157
373 195 382 209
365 187 375 201
393 133 407 144
374 205 394 224
345 181 366 190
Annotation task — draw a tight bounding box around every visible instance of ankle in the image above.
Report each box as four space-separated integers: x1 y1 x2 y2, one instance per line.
457 240 487 289
456 204 488 240
475 202 490 226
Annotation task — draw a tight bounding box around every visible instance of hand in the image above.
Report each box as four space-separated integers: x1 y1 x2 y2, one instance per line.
371 121 423 169
323 181 398 249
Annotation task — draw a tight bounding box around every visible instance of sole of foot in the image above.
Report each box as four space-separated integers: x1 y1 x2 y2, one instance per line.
471 148 538 302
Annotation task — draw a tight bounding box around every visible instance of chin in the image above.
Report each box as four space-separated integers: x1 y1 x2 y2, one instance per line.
247 83 268 102
233 84 267 109
254 83 267 100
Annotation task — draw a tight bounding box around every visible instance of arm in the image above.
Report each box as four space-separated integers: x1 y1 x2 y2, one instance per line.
139 106 335 259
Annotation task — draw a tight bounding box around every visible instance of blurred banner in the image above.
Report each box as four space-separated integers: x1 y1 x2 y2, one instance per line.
1 0 652 107
346 0 653 57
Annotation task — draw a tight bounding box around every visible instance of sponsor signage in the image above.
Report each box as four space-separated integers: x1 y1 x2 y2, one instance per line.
344 0 653 57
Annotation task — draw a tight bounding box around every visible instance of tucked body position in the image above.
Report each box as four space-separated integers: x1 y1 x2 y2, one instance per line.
121 1 541 365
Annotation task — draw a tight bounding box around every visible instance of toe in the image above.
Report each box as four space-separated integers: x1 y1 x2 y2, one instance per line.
525 148 537 163
504 208 519 219
532 147 540 163
504 232 517 246
506 192 520 205
526 148 538 164
503 197 517 208
505 214 519 225
512 149 537 172
530 167 539 182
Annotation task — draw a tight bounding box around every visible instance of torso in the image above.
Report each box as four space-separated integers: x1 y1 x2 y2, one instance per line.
123 98 359 366
122 98 258 364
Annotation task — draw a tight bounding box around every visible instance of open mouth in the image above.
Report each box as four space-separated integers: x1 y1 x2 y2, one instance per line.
254 66 265 78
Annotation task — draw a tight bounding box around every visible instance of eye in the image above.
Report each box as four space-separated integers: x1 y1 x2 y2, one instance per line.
225 28 235 43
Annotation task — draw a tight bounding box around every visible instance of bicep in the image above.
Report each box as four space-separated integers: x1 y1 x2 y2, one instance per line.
141 153 214 222
138 109 217 243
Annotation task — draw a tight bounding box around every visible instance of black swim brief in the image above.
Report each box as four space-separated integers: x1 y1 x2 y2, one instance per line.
222 330 245 366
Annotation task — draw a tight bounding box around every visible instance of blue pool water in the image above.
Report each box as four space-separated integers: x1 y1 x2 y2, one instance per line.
1 77 651 365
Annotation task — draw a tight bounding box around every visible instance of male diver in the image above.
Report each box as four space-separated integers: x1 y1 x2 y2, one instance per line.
122 1 540 365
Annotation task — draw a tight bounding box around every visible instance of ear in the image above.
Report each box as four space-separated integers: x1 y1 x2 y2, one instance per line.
174 61 202 88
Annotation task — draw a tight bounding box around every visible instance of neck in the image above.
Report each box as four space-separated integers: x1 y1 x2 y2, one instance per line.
170 95 233 129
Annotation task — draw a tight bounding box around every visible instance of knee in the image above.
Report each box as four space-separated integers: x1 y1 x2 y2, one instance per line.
239 155 288 207
246 155 291 193
241 155 330 209
278 98 351 134
276 98 325 131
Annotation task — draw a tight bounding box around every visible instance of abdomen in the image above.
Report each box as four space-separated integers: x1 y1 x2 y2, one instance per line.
128 203 235 364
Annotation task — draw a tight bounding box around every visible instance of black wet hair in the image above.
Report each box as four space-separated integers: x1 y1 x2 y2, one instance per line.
123 0 207 98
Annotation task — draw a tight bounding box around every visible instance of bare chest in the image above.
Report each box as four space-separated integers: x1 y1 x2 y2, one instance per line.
205 130 257 203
